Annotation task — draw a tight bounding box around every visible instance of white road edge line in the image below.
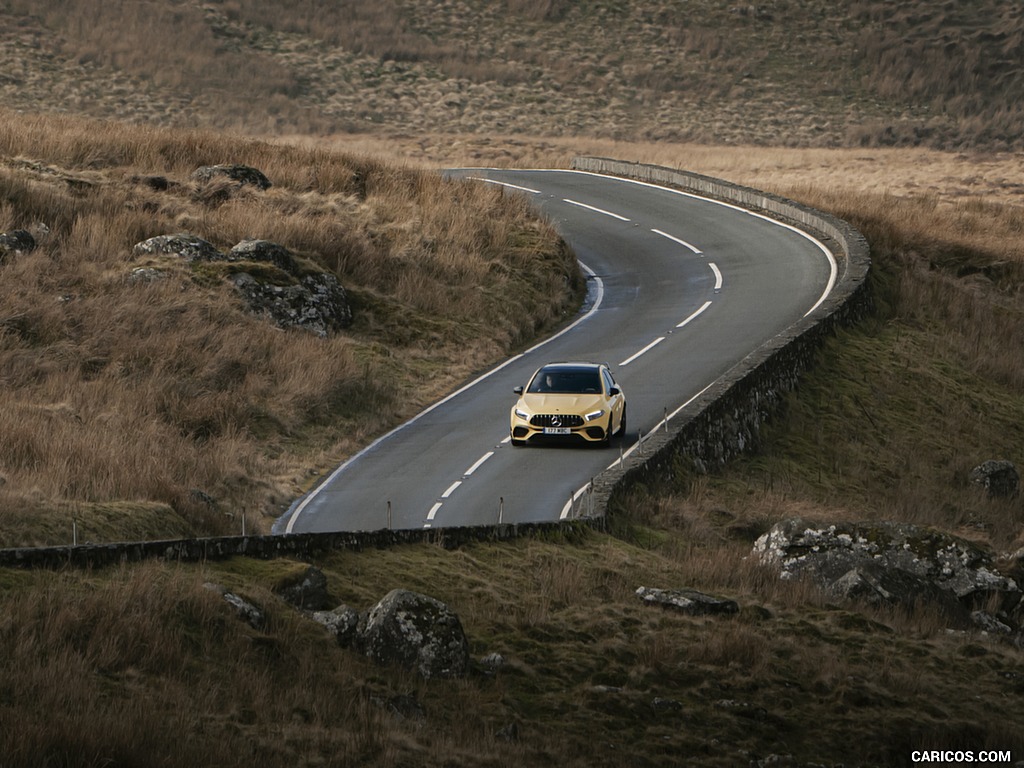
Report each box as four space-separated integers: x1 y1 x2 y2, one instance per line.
561 168 838 316
563 198 631 222
468 177 542 195
652 228 702 254
561 380 720 519
287 167 838 533
620 336 666 367
677 301 713 328
282 259 605 533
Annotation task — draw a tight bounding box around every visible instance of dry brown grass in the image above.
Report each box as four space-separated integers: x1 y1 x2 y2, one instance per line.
4 0 1024 148
0 111 580 544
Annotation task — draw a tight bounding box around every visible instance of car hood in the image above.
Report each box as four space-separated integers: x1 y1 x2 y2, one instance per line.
519 393 606 413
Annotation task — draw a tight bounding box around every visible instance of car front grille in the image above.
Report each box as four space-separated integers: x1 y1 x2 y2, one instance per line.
530 414 584 428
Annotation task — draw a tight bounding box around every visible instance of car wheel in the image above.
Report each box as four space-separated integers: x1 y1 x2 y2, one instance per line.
616 406 627 439
510 432 525 447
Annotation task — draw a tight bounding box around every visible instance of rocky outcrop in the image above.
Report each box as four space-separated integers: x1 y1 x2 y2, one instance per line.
228 270 351 337
970 460 1020 498
635 586 739 616
191 164 272 190
754 518 1020 626
132 233 223 262
359 589 470 679
130 235 352 336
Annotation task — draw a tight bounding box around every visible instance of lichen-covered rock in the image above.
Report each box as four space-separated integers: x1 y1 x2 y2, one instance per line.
313 605 362 647
635 586 739 616
228 270 352 337
133 233 223 262
754 518 1019 616
192 164 272 190
970 460 1020 498
360 589 470 679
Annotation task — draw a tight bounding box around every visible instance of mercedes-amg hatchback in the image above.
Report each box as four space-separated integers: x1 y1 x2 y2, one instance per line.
510 362 626 446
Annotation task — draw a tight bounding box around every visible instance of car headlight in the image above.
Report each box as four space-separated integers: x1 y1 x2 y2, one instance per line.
584 409 605 422
514 407 530 421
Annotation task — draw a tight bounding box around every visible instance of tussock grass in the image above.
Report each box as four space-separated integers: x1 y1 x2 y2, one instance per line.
2 535 1021 767
0 110 581 544
4 1 1024 148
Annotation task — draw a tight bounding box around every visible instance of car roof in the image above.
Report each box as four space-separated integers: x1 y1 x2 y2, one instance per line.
536 361 605 371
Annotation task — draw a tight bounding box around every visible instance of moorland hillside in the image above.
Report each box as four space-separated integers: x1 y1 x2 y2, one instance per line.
2 0 1024 149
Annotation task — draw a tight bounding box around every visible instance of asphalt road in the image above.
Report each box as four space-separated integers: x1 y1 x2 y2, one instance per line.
274 169 835 534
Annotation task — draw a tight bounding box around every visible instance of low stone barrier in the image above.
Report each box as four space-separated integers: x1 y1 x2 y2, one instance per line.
0 160 870 569
0 522 595 570
568 157 871 513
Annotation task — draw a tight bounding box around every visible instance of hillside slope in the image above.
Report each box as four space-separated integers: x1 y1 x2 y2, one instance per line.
2 0 1023 149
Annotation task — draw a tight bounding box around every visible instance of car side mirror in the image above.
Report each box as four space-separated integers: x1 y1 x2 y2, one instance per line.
513 386 524 395
609 387 620 396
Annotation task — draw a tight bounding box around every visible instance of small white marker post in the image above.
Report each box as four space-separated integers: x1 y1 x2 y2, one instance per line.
387 500 392 531
498 497 504 525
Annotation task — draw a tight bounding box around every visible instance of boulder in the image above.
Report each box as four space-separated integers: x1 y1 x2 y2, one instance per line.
754 518 1019 618
313 605 361 647
359 589 470 679
192 164 272 190
635 586 739 616
275 565 330 611
0 229 36 259
133 233 223 262
228 270 352 336
969 460 1020 498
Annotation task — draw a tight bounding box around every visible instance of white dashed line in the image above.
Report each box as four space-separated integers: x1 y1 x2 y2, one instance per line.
677 301 713 328
563 198 631 222
651 228 702 254
620 336 666 367
464 452 494 476
709 262 723 291
427 502 443 521
441 481 462 499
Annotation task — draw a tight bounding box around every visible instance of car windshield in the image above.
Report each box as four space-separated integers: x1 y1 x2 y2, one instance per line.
528 368 602 394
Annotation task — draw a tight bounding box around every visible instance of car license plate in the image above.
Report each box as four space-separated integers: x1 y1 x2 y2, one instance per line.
543 427 571 435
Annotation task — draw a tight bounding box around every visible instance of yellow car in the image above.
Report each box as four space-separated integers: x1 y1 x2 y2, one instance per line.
510 362 627 446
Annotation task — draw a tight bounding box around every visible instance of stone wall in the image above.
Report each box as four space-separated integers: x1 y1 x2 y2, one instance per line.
0 161 870 570
568 157 872 512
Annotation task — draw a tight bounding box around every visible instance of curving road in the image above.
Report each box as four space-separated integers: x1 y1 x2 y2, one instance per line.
275 169 835 534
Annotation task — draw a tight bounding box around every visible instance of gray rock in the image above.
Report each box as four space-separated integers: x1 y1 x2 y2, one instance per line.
360 589 470 679
635 586 739 615
204 582 266 630
275 565 330 611
0 229 35 258
754 518 1020 616
229 269 352 336
192 164 272 190
313 605 361 647
970 460 1020 498
229 239 299 272
133 233 222 262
